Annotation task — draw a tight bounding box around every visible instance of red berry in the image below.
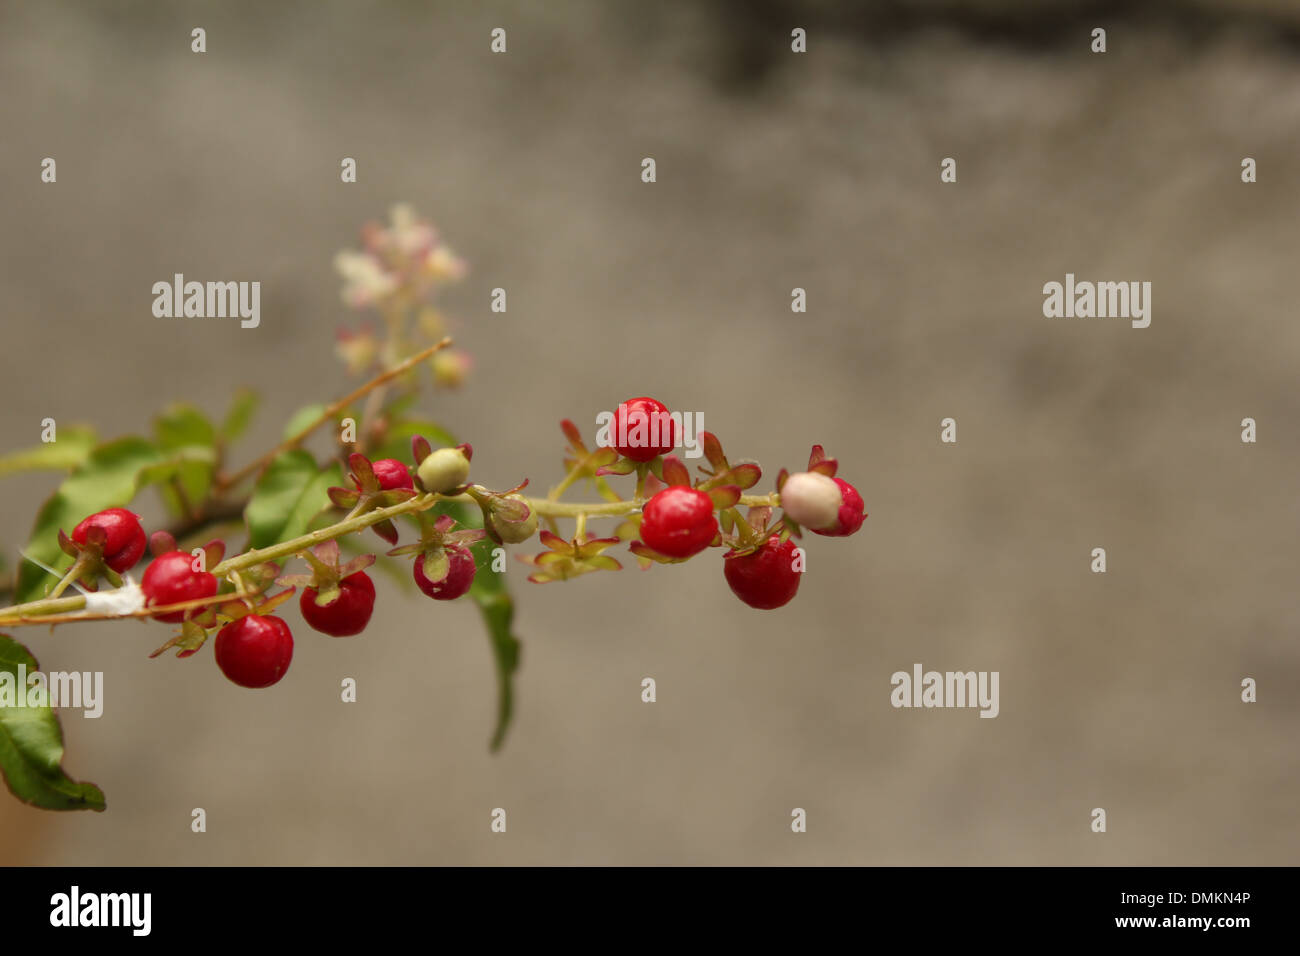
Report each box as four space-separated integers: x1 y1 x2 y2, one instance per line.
809 477 866 538
141 551 219 622
640 486 718 558
723 536 802 610
610 396 677 462
412 545 476 600
71 508 146 573
300 571 376 637
214 615 294 688
366 459 414 491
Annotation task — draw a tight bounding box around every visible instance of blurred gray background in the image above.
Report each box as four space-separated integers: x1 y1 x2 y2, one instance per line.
1 0 1297 865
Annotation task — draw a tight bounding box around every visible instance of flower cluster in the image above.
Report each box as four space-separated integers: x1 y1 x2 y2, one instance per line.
333 204 472 387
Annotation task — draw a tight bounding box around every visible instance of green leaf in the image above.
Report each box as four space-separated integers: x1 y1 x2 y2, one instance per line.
244 450 341 549
155 403 215 452
472 556 520 752
283 462 344 543
134 446 218 488
0 635 105 812
0 425 98 478
282 403 327 442
15 437 163 604
219 388 259 443
154 404 218 516
441 500 521 753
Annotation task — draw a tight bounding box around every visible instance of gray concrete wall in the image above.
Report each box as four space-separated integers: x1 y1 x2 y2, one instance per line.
0 0 1296 864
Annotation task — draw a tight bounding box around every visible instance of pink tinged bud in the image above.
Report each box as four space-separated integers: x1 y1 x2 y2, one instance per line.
335 328 379 374
780 471 842 530
431 350 473 388
427 245 467 281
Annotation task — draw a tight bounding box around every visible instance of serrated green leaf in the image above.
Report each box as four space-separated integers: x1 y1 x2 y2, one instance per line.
219 388 259 443
0 425 98 478
15 437 163 604
282 403 327 442
245 451 342 549
0 635 105 812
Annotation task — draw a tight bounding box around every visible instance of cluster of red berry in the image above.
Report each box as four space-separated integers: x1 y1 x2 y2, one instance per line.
600 397 867 611
54 396 865 692
59 445 483 691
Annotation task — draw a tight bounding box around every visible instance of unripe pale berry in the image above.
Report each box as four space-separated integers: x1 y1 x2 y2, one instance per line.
417 447 471 494
779 472 842 531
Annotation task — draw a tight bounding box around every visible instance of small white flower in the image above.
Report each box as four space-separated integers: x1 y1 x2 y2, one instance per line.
334 251 398 308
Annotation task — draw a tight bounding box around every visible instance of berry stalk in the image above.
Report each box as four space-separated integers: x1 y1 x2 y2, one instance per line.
0 488 784 626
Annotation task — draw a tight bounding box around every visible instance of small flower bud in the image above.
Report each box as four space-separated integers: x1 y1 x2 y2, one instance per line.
431 350 473 388
779 471 842 530
487 494 538 544
418 446 471 494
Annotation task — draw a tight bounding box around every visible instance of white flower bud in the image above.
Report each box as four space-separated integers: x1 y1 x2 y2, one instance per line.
780 471 842 530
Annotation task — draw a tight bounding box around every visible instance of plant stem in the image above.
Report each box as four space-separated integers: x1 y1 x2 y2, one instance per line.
210 490 776 575
520 492 779 518
0 490 782 625
211 494 445 575
47 563 85 600
0 588 254 627
0 594 86 621
547 462 585 501
214 337 453 493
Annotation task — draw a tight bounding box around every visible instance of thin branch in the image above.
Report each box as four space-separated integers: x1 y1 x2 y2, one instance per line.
0 487 783 626
214 337 453 493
